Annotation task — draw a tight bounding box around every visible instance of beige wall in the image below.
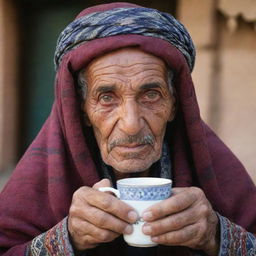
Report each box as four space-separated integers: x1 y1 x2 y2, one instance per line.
219 21 256 178
0 0 4 159
0 0 18 172
178 0 256 182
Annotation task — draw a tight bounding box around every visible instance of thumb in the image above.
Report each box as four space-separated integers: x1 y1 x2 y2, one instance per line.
93 178 112 189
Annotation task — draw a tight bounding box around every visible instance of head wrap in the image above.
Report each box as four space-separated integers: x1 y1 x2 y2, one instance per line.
54 7 195 71
0 3 255 256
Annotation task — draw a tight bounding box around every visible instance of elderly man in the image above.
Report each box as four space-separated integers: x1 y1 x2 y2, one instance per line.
0 2 255 256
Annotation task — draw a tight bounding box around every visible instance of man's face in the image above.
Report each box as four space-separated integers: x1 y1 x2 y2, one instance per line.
83 48 175 174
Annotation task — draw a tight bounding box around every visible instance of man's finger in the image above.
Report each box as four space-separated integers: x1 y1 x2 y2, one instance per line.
142 206 199 236
93 179 112 189
142 187 197 221
83 186 138 223
72 219 120 243
81 205 133 235
151 223 199 246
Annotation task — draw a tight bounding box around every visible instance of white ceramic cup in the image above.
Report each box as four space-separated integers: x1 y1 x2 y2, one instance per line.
99 177 172 247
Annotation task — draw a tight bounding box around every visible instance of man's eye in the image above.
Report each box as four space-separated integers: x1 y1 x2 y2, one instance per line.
99 94 114 103
144 91 160 100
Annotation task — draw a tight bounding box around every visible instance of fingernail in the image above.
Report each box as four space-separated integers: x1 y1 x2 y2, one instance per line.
124 225 133 234
142 225 152 235
128 211 138 222
152 236 159 242
142 211 153 221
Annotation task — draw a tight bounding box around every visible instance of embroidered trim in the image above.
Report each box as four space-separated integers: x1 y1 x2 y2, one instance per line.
218 214 256 256
26 217 74 256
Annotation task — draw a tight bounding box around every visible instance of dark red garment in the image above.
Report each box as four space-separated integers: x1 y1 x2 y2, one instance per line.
0 2 255 256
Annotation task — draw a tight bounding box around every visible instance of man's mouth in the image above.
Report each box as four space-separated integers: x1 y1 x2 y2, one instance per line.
118 142 146 148
112 144 150 155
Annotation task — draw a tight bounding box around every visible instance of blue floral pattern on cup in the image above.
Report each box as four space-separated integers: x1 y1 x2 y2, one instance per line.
117 184 171 201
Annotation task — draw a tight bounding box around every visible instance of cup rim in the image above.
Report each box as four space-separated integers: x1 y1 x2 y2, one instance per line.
117 177 172 187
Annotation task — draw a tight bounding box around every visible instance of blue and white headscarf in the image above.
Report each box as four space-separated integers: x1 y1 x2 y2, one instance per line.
54 7 195 72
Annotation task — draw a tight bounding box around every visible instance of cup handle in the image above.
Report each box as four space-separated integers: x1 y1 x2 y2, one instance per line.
98 187 121 198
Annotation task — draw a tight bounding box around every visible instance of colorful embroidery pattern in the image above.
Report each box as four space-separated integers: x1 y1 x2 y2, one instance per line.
219 214 256 256
26 217 74 256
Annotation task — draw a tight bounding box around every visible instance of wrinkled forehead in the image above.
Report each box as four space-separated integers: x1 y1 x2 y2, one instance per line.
85 47 167 75
84 47 169 91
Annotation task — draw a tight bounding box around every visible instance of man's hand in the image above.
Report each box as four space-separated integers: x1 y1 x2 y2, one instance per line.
68 179 138 251
142 187 219 255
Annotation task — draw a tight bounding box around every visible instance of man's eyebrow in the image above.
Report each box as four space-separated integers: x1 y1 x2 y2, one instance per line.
95 85 116 93
139 82 162 90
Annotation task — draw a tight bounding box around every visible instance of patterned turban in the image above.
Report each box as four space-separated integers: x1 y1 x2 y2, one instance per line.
54 7 196 72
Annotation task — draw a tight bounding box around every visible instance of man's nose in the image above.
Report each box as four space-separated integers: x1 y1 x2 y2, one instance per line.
118 100 144 135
